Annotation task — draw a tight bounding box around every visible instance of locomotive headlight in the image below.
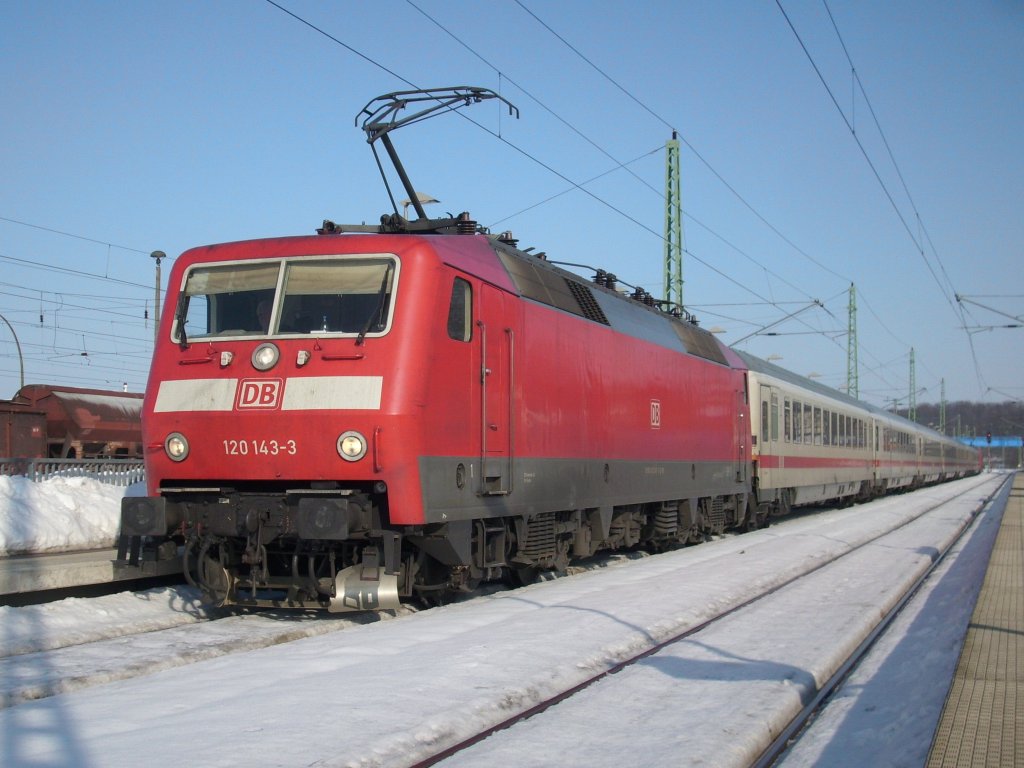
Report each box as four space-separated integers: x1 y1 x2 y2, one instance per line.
165 432 190 462
251 342 280 371
336 431 367 462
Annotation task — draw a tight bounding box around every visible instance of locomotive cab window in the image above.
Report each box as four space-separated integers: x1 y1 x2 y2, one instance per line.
278 258 395 335
447 277 472 342
174 256 398 342
176 262 280 339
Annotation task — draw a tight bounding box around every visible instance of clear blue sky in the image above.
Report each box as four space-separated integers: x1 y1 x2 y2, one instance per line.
1 1 1021 416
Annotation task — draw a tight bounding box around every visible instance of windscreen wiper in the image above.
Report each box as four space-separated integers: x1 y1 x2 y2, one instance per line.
356 270 391 346
175 294 190 350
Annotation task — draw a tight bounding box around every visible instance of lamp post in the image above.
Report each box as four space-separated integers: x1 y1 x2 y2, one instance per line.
0 311 24 393
151 251 165 346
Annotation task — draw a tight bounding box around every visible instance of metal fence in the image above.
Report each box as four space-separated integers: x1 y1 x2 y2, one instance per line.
0 458 145 486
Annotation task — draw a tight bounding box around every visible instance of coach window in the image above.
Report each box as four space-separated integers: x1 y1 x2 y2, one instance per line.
792 401 802 442
813 407 822 445
784 398 791 442
447 277 472 342
761 401 769 441
770 394 779 442
803 403 813 445
823 410 831 446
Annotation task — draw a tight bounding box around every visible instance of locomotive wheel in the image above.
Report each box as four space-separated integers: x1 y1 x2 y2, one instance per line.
409 552 457 608
197 550 234 607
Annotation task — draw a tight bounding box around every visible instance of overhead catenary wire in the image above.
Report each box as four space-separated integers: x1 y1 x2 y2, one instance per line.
0 253 153 292
821 0 960 305
816 0 983 394
774 1 960 316
0 216 151 256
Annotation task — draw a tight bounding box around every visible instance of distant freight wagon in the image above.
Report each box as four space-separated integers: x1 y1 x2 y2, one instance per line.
0 384 143 459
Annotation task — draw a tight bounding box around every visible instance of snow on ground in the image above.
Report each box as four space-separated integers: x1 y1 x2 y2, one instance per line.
0 473 1009 768
0 594 416 708
0 586 212 658
0 476 137 556
777 478 1007 767
445 474 1012 768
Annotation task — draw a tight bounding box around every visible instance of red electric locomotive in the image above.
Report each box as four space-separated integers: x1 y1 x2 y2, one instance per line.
120 210 754 610
120 88 755 610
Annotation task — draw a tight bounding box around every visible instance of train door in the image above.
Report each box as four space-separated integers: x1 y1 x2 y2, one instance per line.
478 284 514 495
758 384 780 488
737 387 748 484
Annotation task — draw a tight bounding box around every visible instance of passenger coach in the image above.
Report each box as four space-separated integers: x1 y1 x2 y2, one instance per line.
741 351 979 513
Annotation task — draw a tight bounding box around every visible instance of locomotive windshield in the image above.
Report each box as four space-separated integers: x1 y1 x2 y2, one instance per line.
173 256 398 342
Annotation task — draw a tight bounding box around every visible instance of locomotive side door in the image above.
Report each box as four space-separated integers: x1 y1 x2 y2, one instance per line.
737 387 748 485
478 284 514 495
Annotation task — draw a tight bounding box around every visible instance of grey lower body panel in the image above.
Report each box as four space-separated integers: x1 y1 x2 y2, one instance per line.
418 455 746 524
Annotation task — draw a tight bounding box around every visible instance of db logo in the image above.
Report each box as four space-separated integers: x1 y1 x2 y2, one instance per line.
236 379 283 410
650 399 661 429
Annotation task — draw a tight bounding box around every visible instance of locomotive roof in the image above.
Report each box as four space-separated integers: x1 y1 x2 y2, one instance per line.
314 217 741 370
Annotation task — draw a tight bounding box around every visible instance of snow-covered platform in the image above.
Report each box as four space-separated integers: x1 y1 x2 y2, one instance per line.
0 547 182 597
0 474 181 597
926 470 1023 766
